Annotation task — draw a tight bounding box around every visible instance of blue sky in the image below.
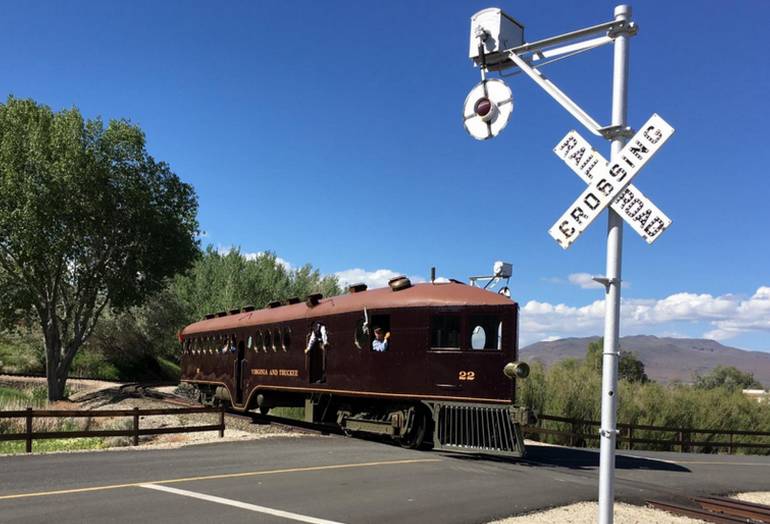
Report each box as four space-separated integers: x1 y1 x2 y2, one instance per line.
3 1 769 350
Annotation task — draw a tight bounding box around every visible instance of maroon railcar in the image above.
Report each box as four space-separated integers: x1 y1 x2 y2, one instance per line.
180 279 532 456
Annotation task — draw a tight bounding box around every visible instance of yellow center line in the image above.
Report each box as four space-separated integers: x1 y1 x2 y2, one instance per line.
0 458 441 501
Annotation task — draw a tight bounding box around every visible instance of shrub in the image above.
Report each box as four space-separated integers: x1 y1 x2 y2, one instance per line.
521 343 770 454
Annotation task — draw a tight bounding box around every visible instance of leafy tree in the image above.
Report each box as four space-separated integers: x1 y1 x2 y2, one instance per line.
694 365 763 391
172 246 340 322
0 97 199 400
586 339 648 383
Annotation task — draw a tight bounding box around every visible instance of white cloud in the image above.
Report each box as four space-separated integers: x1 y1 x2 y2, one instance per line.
334 268 426 290
568 273 603 289
216 246 293 271
703 287 770 340
546 272 630 290
243 251 293 271
519 286 770 346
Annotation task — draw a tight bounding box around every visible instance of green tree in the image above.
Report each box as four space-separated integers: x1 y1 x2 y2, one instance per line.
586 339 648 383
0 97 199 400
694 365 762 391
172 247 340 322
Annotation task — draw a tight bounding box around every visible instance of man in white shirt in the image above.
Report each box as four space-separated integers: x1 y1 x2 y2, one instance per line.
372 327 390 352
305 322 328 353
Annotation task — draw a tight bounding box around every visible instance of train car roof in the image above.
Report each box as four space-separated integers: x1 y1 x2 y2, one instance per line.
181 282 516 336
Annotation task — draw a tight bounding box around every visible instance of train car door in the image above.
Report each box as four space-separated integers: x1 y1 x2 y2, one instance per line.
234 339 246 404
426 312 465 391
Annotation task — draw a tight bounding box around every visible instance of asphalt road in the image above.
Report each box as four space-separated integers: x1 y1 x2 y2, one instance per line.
1 435 769 523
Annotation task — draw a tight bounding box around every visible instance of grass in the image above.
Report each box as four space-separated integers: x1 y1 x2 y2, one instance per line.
271 407 305 420
0 330 43 374
0 385 106 455
0 437 105 454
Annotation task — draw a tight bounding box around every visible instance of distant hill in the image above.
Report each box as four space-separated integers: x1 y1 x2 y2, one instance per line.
520 335 770 387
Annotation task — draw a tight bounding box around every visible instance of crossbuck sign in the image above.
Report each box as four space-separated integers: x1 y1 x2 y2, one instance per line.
548 114 674 248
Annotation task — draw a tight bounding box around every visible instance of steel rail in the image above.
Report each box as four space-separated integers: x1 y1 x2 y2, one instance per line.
647 500 747 524
693 496 770 523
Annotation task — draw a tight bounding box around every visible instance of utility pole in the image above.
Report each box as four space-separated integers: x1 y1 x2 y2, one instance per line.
598 6 630 523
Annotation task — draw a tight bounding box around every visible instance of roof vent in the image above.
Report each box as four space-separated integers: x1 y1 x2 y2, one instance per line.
306 293 323 307
229 308 241 315
388 276 412 291
216 311 228 318
242 305 256 312
267 301 282 309
348 283 368 293
204 313 216 320
286 297 301 304
449 278 465 285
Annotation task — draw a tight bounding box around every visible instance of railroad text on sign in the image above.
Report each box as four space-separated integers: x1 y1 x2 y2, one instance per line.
553 129 672 244
548 113 674 249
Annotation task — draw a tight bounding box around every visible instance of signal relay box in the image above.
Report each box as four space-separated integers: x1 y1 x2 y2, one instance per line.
469 8 524 70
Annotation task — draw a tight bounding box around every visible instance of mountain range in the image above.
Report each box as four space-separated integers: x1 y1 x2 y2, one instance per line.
520 335 770 387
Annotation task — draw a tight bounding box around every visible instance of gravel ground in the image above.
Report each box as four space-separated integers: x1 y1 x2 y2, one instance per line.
488 502 706 524
733 491 770 505
488 490 770 523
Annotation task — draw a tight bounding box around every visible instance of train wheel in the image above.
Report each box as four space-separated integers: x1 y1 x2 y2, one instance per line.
400 409 429 449
259 406 270 415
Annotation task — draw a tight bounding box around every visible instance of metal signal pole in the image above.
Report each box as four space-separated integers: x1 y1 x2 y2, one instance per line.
465 5 675 522
599 5 630 524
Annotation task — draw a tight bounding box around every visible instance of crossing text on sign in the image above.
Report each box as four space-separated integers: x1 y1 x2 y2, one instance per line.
548 114 674 249
553 129 672 244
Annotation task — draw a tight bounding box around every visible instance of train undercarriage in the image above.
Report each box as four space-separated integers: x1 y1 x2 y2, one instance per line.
189 383 530 457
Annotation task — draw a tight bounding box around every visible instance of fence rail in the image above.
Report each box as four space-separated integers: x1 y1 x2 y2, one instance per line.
523 414 770 453
0 406 225 453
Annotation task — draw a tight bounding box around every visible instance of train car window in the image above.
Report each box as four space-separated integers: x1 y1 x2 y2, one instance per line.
273 329 281 352
282 327 291 351
354 319 369 349
264 331 272 352
471 326 486 350
370 315 390 351
431 315 460 349
247 335 253 350
497 321 503 350
255 331 263 353
469 316 501 350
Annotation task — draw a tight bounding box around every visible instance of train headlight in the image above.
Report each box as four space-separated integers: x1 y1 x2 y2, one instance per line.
503 361 529 379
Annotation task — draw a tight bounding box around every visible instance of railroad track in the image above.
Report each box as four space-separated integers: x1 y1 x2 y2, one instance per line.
649 496 770 523
225 409 343 437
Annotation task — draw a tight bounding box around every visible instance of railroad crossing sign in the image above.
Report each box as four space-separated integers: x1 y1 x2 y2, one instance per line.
553 128 673 245
548 113 675 248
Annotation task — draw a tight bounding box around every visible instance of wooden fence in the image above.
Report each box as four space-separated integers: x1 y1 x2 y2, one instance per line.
524 414 770 454
0 406 225 453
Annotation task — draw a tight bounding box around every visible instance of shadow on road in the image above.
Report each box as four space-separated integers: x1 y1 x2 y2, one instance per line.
442 444 691 473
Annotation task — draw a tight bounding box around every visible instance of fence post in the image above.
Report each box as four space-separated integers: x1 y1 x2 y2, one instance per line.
25 407 33 453
219 405 225 438
132 407 139 446
570 421 577 447
626 426 634 451
729 433 734 455
679 430 690 453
